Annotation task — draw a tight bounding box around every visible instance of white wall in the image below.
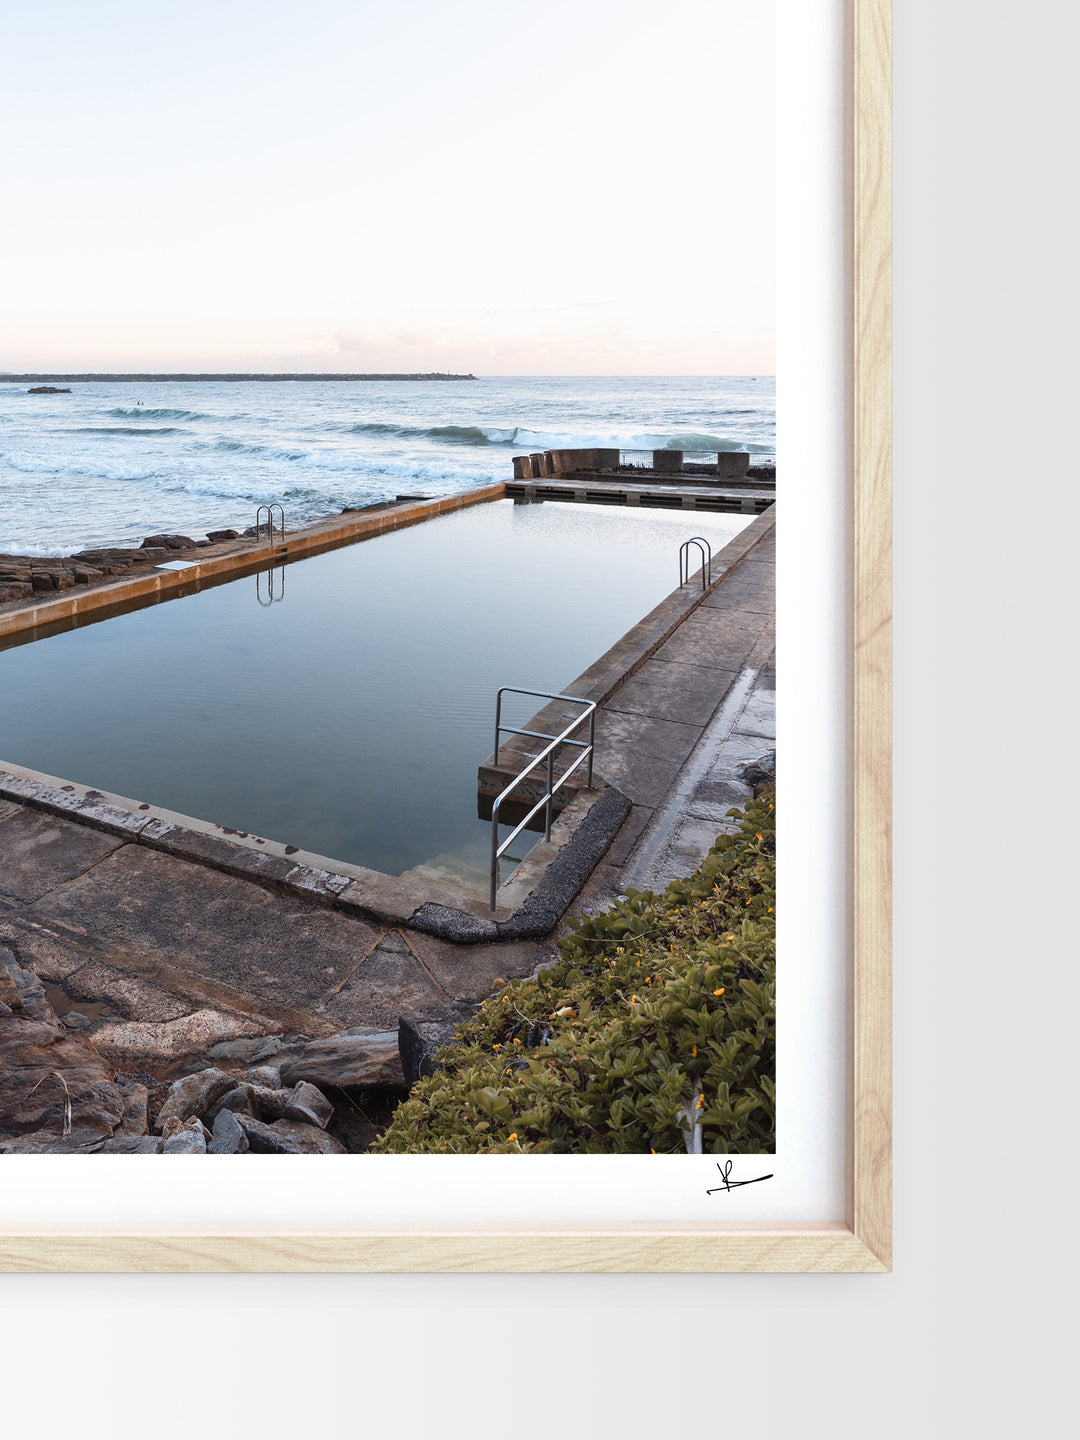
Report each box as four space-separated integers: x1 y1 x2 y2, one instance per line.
1 4 1067 1436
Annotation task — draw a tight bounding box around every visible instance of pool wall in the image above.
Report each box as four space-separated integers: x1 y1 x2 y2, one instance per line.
0 484 505 644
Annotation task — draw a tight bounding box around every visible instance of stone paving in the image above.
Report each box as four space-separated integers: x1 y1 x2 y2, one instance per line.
0 515 774 1074
571 526 775 910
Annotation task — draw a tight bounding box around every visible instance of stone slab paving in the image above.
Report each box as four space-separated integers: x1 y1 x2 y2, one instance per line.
572 526 775 910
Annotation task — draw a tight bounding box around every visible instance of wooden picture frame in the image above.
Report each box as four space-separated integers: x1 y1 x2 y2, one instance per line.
0 0 891 1274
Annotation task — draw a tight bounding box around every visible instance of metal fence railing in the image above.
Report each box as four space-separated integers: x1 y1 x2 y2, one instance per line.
618 449 654 468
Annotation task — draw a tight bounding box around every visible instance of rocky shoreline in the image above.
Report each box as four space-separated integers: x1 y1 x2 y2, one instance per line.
0 939 473 1154
0 503 410 607
0 530 235 605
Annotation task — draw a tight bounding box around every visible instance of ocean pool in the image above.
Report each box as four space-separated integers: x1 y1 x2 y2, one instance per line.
0 498 748 886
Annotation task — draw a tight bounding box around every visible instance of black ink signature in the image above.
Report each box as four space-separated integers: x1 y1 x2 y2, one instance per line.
706 1160 774 1195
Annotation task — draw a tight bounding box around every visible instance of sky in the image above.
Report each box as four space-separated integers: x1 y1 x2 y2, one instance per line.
0 0 775 376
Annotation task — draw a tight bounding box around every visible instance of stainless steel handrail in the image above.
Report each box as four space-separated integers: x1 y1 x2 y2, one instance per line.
256 503 285 543
489 688 597 910
679 535 713 590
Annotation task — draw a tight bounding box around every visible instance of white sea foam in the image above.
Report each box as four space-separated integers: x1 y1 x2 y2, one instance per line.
0 376 774 554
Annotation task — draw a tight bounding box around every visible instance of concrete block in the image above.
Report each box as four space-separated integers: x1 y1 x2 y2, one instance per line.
716 452 751 477
652 449 683 473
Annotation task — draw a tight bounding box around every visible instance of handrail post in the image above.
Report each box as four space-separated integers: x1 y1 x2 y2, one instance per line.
490 797 501 911
587 707 595 787
545 751 554 841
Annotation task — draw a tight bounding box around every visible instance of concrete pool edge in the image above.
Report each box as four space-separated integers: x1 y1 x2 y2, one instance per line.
0 760 630 944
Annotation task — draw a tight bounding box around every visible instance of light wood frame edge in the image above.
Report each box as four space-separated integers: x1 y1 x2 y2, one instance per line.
0 0 892 1275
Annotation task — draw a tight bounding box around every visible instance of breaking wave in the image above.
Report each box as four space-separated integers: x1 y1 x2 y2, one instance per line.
73 426 186 436
106 406 206 421
322 419 761 450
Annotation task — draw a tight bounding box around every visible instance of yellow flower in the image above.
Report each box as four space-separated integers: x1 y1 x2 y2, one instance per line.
508 1133 518 1142
493 1043 501 1050
696 1093 704 1109
713 987 725 997
691 1044 698 1057
630 994 638 1003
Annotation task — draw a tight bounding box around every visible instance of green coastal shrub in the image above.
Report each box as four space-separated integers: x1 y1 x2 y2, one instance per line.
376 793 775 1154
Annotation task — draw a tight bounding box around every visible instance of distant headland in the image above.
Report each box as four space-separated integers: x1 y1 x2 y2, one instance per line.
1 372 477 383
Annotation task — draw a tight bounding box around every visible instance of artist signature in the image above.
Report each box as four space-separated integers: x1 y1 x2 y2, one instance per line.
706 1159 774 1195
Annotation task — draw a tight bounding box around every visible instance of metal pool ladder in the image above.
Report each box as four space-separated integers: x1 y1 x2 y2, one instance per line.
679 535 713 590
256 565 285 607
489 687 597 910
255 503 285 543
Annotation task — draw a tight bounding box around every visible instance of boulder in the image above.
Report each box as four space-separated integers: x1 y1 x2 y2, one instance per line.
155 1067 238 1129
115 1081 151 1136
161 1114 211 1143
236 1114 346 1155
162 1128 207 1154
99 1135 164 1154
141 534 196 551
90 1009 264 1065
247 1064 282 1089
0 1129 108 1154
205 529 241 543
206 1036 283 1065
0 966 21 1012
0 991 127 1140
278 1029 405 1090
284 1081 334 1130
208 1107 249 1155
208 1084 257 1120
398 1014 461 1087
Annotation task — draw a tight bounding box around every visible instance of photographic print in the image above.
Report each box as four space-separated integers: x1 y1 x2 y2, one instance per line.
0 0 889 1271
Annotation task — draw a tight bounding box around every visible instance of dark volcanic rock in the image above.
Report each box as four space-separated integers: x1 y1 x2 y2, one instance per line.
398 1003 481 1086
205 529 241 542
208 1107 249 1154
141 534 196 551
27 386 71 394
162 1127 207 1154
100 1134 164 1154
208 1083 258 1120
236 1114 346 1154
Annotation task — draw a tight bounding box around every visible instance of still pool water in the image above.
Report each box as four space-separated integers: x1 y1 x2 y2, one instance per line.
0 499 749 883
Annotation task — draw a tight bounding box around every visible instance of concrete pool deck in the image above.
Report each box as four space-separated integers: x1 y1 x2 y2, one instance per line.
0 504 774 1076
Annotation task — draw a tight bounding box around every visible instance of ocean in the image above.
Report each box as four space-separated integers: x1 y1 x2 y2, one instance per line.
0 374 774 557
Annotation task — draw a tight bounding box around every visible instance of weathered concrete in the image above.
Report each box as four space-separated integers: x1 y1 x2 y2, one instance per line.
0 807 123 901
